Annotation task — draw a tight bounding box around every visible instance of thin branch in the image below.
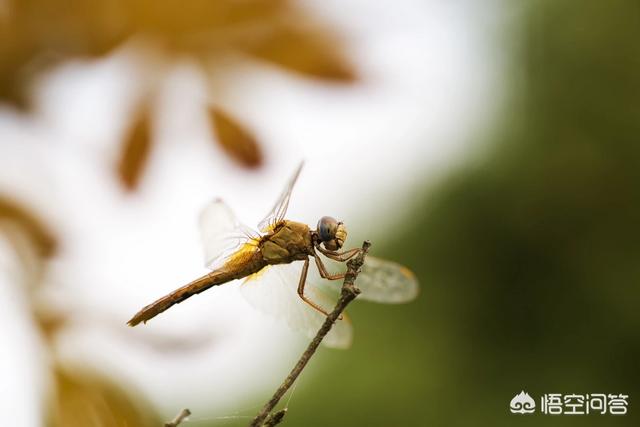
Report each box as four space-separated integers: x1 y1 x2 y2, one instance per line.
165 408 191 427
263 409 288 427
249 240 371 427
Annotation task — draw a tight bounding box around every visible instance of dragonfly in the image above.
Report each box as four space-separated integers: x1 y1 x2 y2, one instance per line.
127 163 419 348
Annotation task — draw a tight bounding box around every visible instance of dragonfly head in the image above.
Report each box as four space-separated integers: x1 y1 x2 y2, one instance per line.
317 216 347 251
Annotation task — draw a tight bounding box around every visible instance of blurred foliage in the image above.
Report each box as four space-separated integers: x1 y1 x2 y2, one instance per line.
118 101 153 190
222 0 638 426
210 107 263 168
0 197 56 258
1 0 354 189
0 197 164 425
1 1 355 425
47 368 161 427
0 0 354 107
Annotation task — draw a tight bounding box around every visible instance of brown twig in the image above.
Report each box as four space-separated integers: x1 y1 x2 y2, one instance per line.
164 408 191 427
248 240 371 427
263 409 288 427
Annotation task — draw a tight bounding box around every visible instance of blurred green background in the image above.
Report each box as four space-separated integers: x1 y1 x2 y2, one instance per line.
233 1 640 426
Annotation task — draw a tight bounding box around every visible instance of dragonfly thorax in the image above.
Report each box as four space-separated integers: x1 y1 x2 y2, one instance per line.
317 216 347 251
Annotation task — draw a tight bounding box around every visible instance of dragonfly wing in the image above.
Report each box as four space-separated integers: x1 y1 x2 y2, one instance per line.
313 256 419 304
240 261 352 349
257 162 304 232
356 256 419 303
199 198 257 270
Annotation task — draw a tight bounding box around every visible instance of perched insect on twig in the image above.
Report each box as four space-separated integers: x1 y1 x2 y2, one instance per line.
128 162 419 348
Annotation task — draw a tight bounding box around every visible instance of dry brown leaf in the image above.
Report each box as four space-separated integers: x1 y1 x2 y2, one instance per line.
211 107 263 168
47 367 161 427
118 105 152 190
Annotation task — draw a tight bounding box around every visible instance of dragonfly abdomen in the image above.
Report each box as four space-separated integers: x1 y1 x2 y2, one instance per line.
127 252 266 326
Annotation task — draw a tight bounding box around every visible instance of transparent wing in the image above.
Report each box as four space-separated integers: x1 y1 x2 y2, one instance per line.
257 162 304 232
314 256 419 304
199 198 259 270
240 262 352 349
356 256 419 303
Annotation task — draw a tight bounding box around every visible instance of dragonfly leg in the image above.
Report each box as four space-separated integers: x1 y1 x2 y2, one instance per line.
317 246 361 262
297 258 332 317
325 248 362 262
313 250 346 280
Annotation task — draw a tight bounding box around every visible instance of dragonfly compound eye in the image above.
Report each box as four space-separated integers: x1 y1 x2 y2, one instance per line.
317 216 338 242
317 217 347 251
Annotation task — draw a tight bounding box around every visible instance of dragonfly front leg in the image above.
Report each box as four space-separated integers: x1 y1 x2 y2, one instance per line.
316 245 361 262
313 251 346 281
297 258 331 317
